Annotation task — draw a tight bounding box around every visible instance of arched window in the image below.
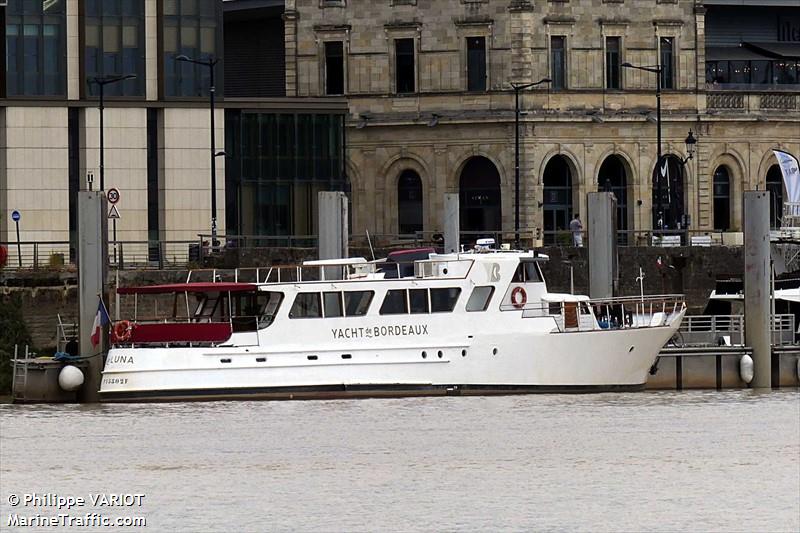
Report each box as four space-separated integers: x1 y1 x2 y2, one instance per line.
654 155 684 229
598 155 628 243
766 164 784 228
543 156 573 244
713 166 731 231
397 170 423 235
459 156 502 240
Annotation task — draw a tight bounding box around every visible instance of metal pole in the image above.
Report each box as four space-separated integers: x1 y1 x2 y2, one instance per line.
209 59 217 247
15 219 21 267
744 191 771 388
113 218 117 264
514 85 520 249
655 68 662 229
99 81 105 191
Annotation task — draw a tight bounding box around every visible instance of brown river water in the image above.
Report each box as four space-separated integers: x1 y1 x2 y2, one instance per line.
1 390 798 532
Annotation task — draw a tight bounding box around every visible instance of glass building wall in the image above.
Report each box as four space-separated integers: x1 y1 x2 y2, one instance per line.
225 111 346 237
5 0 66 97
84 0 145 96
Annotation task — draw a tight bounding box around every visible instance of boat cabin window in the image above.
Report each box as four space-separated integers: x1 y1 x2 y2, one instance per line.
291 290 375 318
409 289 429 314
380 288 461 315
324 292 343 318
548 302 562 315
430 288 461 312
513 262 543 283
344 291 373 316
580 302 592 315
380 289 408 315
466 286 495 312
290 293 322 318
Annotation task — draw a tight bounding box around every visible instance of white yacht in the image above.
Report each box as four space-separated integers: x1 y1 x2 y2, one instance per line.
100 246 686 401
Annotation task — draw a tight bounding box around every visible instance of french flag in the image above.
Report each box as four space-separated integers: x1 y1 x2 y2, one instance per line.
91 298 110 347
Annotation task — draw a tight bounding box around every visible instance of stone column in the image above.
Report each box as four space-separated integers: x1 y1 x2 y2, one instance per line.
694 5 707 114
283 7 299 97
507 1 535 83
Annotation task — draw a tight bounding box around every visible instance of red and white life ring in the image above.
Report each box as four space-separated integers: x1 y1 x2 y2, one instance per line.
511 287 527 309
113 320 133 342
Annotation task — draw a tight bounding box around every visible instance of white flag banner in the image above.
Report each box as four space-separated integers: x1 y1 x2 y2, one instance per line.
773 150 800 204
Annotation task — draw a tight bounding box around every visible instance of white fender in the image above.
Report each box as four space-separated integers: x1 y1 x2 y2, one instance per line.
739 354 754 384
58 365 85 392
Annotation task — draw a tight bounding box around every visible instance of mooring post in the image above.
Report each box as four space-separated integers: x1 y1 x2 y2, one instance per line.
743 190 771 388
78 191 108 402
443 193 459 253
587 192 618 299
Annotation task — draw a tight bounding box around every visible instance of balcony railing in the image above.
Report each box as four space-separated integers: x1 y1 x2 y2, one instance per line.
707 91 799 111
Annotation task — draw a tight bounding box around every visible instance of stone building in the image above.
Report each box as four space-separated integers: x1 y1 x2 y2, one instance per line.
286 0 800 243
1 0 798 257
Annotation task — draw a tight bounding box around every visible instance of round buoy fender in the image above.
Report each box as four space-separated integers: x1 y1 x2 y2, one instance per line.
113 320 133 342
739 354 754 384
511 287 527 309
58 365 84 392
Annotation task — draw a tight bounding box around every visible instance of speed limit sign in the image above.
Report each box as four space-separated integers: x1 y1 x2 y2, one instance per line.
107 188 120 204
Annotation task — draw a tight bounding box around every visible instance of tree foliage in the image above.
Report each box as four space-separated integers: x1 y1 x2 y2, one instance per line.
0 295 32 395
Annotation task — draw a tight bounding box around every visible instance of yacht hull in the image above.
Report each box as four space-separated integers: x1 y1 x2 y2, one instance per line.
99 314 682 402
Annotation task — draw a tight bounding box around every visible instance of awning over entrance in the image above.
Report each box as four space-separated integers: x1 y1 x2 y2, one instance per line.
742 42 800 60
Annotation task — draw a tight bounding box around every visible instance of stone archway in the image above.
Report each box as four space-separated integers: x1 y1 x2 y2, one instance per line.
459 156 502 240
542 155 573 244
397 169 423 235
598 155 629 243
766 164 784 228
712 166 731 231
654 155 684 230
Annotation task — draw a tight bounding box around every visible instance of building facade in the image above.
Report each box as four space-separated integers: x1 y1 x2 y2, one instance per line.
286 0 800 242
0 0 347 257
1 0 798 255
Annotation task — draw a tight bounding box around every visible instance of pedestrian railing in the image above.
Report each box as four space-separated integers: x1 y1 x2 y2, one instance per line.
678 313 796 347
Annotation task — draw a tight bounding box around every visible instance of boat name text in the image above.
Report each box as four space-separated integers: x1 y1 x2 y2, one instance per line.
108 355 134 364
332 324 429 339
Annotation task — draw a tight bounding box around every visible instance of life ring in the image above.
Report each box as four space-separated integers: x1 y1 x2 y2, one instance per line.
511 287 527 309
113 320 133 343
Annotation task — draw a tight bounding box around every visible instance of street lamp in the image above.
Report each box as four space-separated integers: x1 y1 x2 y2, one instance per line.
511 77 551 248
622 62 664 227
680 129 697 164
176 54 221 246
87 74 137 191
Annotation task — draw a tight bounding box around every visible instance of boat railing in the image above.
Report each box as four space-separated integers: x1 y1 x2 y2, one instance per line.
183 257 470 285
513 294 685 333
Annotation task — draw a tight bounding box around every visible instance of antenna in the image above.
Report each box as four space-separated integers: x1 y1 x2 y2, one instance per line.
365 229 376 261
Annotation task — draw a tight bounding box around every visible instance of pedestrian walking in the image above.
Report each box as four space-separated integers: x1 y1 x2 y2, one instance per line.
570 213 583 247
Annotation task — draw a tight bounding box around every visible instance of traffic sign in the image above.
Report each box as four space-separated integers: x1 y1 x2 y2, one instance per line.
108 205 121 219
11 210 20 222
107 188 120 204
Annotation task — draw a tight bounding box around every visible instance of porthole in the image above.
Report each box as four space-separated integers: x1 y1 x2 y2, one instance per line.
422 351 427 359
492 347 498 356
256 357 266 363
443 268 448 275
437 350 443 358
220 358 231 363
461 349 467 357
341 353 352 359
628 346 635 353
307 355 318 361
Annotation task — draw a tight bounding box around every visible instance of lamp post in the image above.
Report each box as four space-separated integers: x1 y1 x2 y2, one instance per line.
176 54 223 246
511 77 551 248
622 62 663 227
88 74 136 191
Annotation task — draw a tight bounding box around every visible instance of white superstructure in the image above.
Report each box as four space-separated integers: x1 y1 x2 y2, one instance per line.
100 249 685 401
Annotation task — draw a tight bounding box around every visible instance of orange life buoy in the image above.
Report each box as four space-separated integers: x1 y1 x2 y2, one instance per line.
511 286 527 309
113 320 133 342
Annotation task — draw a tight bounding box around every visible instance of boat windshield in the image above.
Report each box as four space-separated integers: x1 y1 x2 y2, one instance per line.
192 291 284 330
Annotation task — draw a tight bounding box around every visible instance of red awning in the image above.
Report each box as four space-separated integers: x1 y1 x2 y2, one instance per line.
117 282 258 295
